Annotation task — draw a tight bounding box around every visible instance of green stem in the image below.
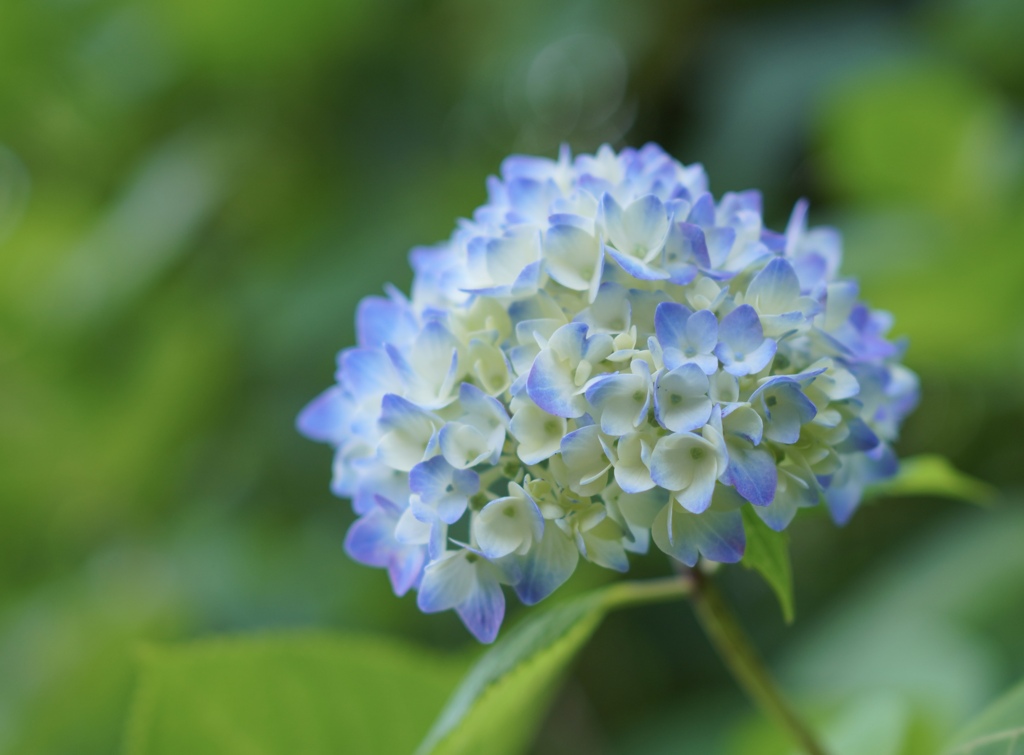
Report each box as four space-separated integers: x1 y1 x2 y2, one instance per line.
689 569 829 755
603 574 694 610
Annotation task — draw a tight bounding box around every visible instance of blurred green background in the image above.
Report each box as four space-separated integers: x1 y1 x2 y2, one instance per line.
1 0 1023 752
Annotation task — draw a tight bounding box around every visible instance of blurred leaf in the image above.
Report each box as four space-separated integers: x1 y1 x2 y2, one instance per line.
780 507 1024 742
0 144 30 245
152 0 379 76
740 507 794 623
817 63 1014 213
418 578 688 755
726 693 915 755
866 455 997 505
123 633 467 755
814 62 1024 380
946 678 1024 754
929 0 1024 88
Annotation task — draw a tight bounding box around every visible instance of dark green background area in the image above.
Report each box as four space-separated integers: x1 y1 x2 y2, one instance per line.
0 0 1022 752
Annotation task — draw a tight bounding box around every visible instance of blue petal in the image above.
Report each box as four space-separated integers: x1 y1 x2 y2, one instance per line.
506 178 550 219
654 301 692 352
514 526 579 605
343 508 394 569
824 477 862 526
724 444 777 506
387 546 427 596
417 553 474 613
379 393 435 432
607 246 671 281
754 494 799 532
686 309 718 354
718 304 765 353
664 222 711 269
837 417 880 453
686 193 715 227
760 230 786 253
456 575 505 644
784 198 809 251
337 347 397 398
344 507 425 597
719 189 762 217
409 456 478 523
296 386 349 444
761 382 817 445
747 256 800 315
526 323 588 418
704 227 736 268
744 338 778 375
652 496 746 566
356 295 417 348
686 503 746 564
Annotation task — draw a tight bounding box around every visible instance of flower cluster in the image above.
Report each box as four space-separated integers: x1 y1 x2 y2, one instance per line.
298 144 919 642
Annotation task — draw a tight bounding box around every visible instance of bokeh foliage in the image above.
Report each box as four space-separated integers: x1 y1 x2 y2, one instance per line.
0 0 1022 753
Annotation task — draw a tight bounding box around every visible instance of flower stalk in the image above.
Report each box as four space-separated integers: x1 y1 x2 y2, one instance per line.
688 569 828 755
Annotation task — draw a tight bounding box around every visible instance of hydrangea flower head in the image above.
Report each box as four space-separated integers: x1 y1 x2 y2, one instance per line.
298 144 919 642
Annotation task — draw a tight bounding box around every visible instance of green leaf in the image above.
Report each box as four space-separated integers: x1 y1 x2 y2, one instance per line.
865 455 997 505
418 577 688 755
123 632 468 755
946 678 1024 754
740 507 794 624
